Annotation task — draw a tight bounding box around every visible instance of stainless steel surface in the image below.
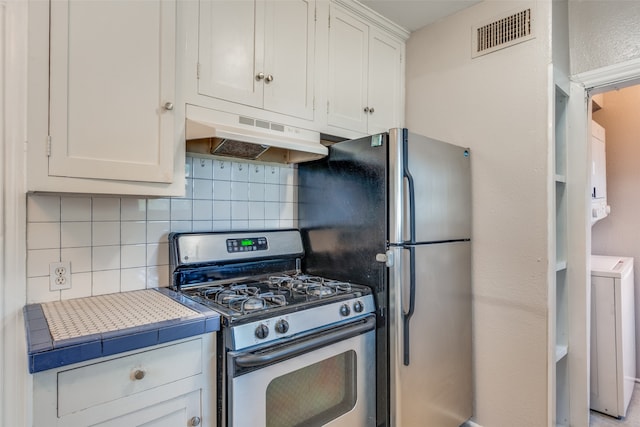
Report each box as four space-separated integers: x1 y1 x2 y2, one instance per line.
234 315 375 367
388 129 472 426
388 128 403 250
255 72 265 80
369 107 375 113
389 128 472 244
299 128 473 427
173 230 303 266
190 416 201 426
389 242 472 426
170 229 377 427
265 74 273 82
228 323 376 427
163 101 174 110
230 295 375 350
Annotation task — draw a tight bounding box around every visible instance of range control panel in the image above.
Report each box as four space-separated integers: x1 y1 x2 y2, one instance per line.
226 237 268 253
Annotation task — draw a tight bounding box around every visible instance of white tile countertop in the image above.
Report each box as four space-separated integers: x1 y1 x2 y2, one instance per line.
24 288 220 373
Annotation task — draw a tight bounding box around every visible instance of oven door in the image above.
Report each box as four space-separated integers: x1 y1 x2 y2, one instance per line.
227 315 376 427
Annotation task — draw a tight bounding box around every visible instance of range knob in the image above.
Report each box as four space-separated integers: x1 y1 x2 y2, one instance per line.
340 304 351 317
255 324 269 339
275 319 289 334
353 300 364 313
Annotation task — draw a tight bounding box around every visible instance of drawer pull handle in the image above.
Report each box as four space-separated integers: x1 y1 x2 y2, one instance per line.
190 416 201 426
133 369 145 380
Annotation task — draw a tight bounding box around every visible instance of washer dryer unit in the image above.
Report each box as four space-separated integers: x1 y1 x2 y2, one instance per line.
590 255 636 418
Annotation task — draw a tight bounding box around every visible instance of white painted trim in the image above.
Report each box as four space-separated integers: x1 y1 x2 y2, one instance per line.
566 79 592 427
332 0 410 40
462 420 484 427
573 57 640 90
1 0 30 426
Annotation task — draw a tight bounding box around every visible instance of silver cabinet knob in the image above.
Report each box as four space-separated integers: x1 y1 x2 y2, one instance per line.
369 107 374 113
256 72 265 80
133 369 145 380
163 102 174 111
364 107 369 113
190 416 201 426
265 74 274 83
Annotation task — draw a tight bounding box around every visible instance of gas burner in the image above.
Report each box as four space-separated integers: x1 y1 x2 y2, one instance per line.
232 297 266 313
267 275 307 290
325 280 352 293
306 284 336 297
262 293 287 306
199 286 224 298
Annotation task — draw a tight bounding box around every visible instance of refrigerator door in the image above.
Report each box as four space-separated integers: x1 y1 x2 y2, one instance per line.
388 129 472 245
389 241 472 427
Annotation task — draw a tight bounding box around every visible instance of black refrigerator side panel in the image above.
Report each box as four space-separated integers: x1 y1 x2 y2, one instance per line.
298 135 388 291
298 134 389 427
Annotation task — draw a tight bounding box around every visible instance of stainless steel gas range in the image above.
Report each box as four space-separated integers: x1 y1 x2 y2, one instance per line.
169 229 376 427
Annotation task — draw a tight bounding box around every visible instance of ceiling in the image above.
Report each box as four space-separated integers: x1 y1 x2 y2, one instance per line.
359 0 481 32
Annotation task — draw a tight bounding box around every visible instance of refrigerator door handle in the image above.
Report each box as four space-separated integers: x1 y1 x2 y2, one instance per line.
401 129 417 366
402 129 416 244
403 246 416 366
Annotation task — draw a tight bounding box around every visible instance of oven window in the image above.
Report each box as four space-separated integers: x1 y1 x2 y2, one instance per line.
266 350 357 427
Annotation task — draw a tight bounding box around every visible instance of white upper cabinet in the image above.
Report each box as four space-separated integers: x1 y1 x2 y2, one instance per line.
28 0 185 196
367 28 404 134
326 6 369 133
197 0 315 121
326 3 405 135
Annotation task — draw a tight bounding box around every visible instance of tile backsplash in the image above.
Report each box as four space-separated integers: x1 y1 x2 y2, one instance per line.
26 155 298 303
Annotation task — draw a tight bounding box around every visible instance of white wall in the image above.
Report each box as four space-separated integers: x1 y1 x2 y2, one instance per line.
2 1 29 427
405 2 552 426
569 0 640 75
591 85 640 377
25 156 299 304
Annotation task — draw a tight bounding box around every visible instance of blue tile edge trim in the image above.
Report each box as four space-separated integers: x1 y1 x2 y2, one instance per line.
25 289 220 373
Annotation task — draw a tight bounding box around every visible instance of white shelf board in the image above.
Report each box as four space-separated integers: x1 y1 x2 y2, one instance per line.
555 345 568 363
555 174 567 183
556 261 567 272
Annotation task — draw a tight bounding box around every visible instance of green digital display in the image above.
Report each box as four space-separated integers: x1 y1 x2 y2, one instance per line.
240 239 254 246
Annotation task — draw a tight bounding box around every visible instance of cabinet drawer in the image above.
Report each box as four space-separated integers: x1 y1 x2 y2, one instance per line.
57 338 202 417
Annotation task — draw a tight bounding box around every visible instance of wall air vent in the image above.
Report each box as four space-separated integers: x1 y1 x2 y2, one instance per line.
472 7 534 58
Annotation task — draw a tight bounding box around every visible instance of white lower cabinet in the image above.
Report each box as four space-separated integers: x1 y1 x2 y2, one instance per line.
32 336 215 427
91 390 201 427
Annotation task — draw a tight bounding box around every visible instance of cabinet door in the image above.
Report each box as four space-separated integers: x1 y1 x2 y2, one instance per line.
92 390 201 427
327 5 369 133
263 0 315 120
198 0 265 108
367 28 403 134
49 0 176 183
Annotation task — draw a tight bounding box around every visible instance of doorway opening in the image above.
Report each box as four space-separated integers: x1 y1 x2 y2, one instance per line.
568 61 640 427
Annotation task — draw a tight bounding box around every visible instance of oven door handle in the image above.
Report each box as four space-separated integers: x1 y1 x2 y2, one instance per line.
234 315 376 368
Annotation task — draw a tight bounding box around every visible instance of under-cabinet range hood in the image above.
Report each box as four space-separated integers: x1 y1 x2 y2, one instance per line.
185 105 327 164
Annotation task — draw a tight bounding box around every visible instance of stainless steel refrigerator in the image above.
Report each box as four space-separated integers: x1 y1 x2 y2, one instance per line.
298 128 472 427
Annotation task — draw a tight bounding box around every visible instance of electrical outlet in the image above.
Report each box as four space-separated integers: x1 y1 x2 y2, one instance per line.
50 261 71 291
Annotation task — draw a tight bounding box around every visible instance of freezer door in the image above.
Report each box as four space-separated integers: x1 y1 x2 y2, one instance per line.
389 129 471 244
389 241 472 427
